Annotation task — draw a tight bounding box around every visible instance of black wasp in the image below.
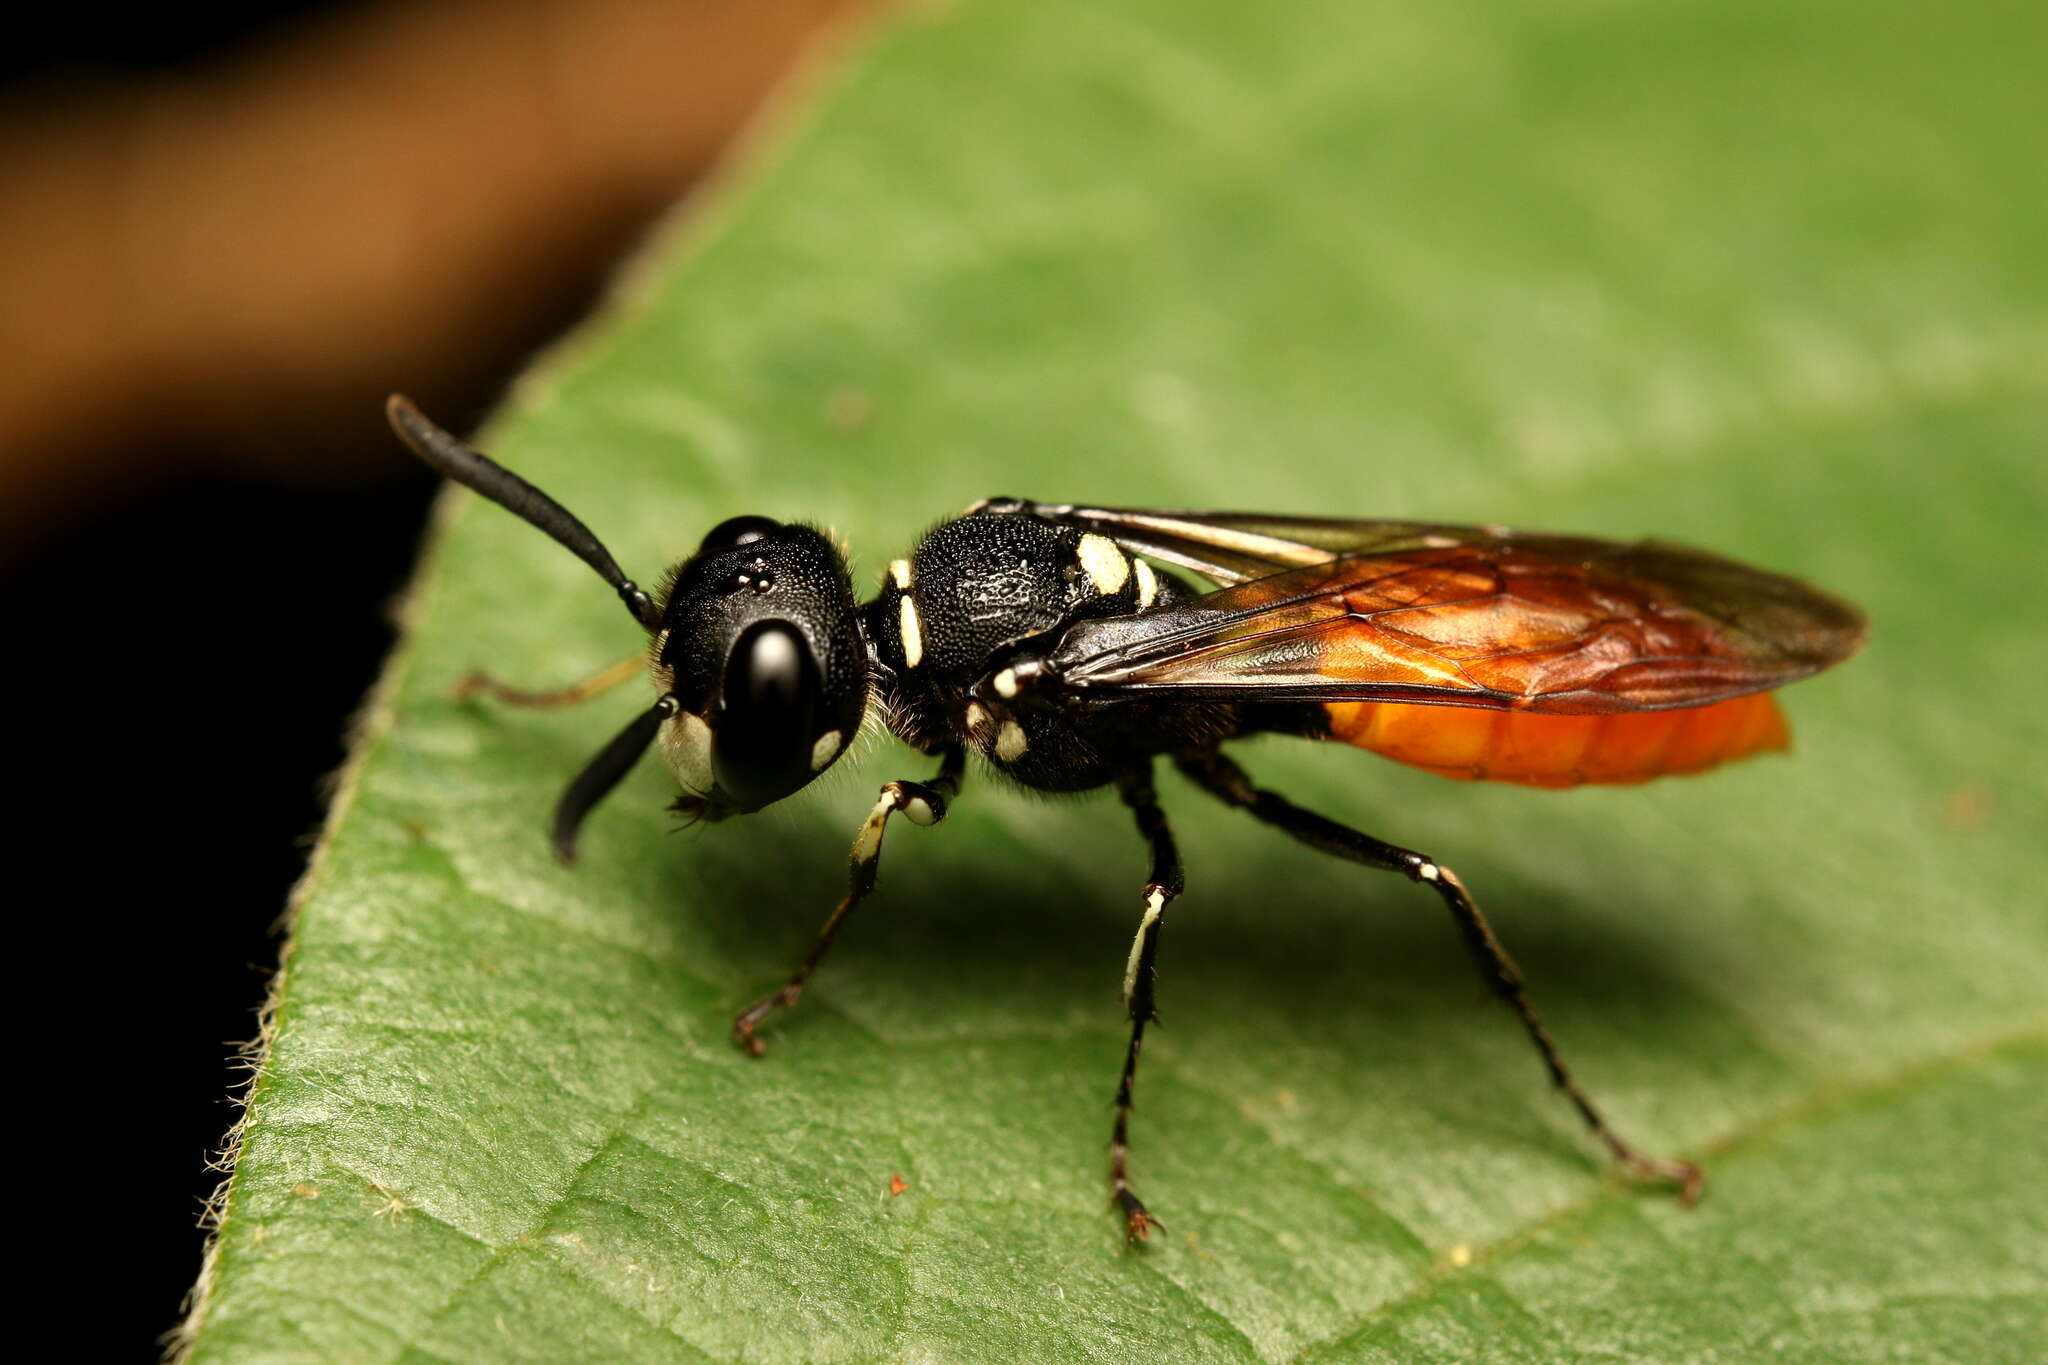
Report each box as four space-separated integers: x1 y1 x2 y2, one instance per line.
388 396 1863 1239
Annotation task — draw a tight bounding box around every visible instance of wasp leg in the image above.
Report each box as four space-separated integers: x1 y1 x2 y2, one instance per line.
1176 748 1704 1205
454 653 644 707
1108 764 1185 1243
732 746 966 1056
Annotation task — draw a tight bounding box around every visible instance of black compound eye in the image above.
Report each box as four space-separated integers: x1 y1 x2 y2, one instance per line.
712 619 823 812
699 515 782 554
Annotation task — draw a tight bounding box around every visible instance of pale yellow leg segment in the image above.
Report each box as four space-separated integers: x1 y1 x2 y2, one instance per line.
455 653 644 708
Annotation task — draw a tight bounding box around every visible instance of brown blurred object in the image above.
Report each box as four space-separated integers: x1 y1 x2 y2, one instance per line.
0 0 869 558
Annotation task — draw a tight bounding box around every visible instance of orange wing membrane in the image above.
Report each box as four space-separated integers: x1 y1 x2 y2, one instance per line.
1027 505 1864 787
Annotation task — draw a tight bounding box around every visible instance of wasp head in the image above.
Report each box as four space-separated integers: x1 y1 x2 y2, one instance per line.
654 516 868 820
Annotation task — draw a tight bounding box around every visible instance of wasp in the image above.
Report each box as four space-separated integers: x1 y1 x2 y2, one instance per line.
388 396 1866 1239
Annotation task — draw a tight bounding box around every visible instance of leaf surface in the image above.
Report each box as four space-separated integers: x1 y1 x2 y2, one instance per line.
185 1 2048 1360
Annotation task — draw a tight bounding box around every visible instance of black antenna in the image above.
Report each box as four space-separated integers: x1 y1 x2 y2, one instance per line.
552 696 676 861
387 395 661 630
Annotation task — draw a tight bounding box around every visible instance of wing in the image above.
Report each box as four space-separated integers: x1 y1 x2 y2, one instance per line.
1011 503 1866 715
987 501 1487 584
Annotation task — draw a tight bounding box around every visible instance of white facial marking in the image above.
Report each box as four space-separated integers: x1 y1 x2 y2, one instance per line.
889 558 913 590
993 667 1019 699
648 630 676 691
1133 558 1158 609
965 702 991 736
1077 534 1130 595
662 710 714 793
903 795 938 827
810 729 843 772
899 595 924 668
995 719 1029 762
1122 888 1169 1006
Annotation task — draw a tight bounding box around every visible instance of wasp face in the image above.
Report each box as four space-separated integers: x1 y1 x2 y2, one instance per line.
653 517 867 819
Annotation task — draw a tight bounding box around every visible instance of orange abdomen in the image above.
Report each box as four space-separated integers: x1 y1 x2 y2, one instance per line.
1325 692 1789 787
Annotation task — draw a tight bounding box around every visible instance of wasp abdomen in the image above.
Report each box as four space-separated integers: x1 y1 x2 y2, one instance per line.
1325 692 1788 788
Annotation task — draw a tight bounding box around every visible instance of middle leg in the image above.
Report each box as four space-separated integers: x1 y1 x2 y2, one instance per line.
1108 762 1186 1241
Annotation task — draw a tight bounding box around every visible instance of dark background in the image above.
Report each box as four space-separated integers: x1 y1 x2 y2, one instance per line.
7 6 432 1350
1 2 860 1350
16 475 433 1351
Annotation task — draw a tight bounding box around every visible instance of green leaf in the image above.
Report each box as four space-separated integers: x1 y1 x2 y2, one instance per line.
182 0 2047 1360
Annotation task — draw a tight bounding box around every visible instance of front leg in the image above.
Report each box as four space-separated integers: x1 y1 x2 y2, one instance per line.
1108 763 1185 1241
1178 748 1704 1203
732 746 965 1055
453 652 644 708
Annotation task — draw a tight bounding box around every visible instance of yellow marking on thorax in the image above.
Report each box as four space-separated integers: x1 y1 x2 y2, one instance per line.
899 596 925 667
1078 534 1131 595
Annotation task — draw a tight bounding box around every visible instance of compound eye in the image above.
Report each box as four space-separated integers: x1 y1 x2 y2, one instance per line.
712 619 823 812
699 515 782 554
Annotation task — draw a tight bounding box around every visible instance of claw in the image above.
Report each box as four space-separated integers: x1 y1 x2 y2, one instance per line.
1115 1188 1162 1243
1623 1152 1705 1206
732 989 792 1057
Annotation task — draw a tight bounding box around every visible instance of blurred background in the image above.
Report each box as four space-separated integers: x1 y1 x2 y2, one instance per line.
20 1 2040 1354
0 1 865 1346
